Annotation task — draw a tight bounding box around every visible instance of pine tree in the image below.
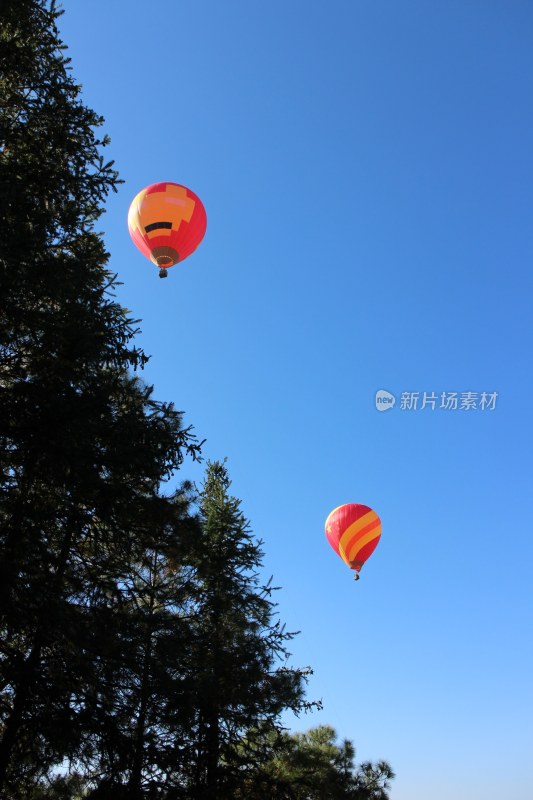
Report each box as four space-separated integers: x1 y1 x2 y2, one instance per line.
182 461 315 800
236 725 395 800
0 1 201 794
77 487 202 799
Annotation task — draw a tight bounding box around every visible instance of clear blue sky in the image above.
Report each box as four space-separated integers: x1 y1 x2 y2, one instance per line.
59 3 532 798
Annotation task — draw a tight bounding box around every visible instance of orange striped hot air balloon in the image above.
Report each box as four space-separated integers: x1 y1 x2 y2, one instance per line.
128 182 207 278
325 504 382 580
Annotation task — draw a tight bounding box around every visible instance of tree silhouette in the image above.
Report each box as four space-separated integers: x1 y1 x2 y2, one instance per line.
181 461 315 799
234 725 395 800
0 1 200 793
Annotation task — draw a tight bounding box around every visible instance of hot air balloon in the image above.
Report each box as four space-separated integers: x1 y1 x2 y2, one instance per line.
325 503 382 580
128 182 207 278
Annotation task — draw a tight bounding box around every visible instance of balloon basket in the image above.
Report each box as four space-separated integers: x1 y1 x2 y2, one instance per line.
159 268 168 279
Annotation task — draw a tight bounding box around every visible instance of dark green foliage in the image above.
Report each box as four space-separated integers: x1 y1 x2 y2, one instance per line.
235 725 395 800
74 490 204 798
180 461 316 799
0 0 200 794
77 462 315 799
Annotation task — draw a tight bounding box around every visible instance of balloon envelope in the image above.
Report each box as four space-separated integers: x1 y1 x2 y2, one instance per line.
128 182 207 271
325 503 382 573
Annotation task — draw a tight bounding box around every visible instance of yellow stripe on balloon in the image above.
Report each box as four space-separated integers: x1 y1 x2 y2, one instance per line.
146 227 172 239
342 524 381 564
337 548 352 567
338 510 377 551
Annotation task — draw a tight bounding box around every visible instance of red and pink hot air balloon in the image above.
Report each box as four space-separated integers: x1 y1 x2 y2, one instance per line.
325 503 382 580
128 182 207 278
